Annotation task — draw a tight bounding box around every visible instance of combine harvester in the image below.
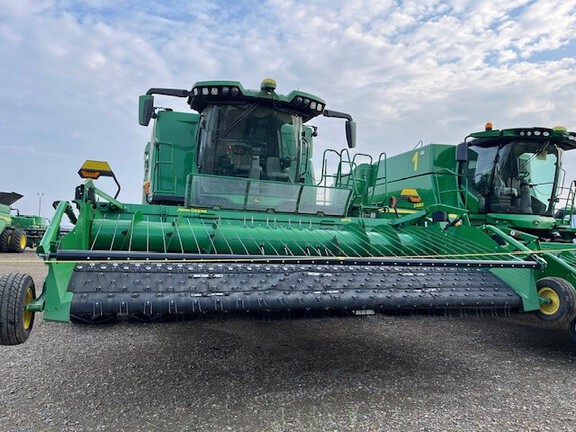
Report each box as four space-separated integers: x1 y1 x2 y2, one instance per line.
1 79 575 345
0 192 30 253
355 122 576 333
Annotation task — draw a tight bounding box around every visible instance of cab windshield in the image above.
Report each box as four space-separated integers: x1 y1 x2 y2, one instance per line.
197 102 302 182
466 139 560 215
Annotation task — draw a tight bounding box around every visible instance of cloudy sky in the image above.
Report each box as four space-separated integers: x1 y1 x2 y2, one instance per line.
1 0 575 216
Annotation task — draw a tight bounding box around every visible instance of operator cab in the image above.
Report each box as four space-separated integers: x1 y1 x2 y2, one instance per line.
139 79 356 211
461 126 570 216
197 102 298 182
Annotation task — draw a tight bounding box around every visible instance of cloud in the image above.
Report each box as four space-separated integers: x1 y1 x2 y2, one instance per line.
0 0 575 215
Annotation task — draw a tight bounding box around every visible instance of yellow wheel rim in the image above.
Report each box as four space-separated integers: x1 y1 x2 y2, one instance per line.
23 287 34 330
20 234 26 250
538 287 561 316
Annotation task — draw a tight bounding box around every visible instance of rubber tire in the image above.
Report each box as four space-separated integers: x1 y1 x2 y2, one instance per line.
0 228 12 252
8 229 26 253
535 277 576 326
0 273 36 345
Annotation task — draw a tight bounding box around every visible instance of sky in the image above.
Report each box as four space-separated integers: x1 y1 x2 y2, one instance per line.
1 0 575 216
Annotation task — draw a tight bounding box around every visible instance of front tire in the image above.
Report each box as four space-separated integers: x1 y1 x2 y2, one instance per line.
8 229 27 253
0 273 36 345
535 277 576 326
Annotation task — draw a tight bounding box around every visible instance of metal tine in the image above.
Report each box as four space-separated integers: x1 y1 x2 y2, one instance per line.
172 219 185 253
232 216 310 257
199 218 228 255
159 215 168 253
297 226 369 257
218 218 242 255
232 217 300 257
247 223 285 256
109 213 121 252
146 215 151 253
90 212 107 251
427 228 511 259
273 222 322 256
398 227 462 259
401 226 506 260
184 217 203 254
272 220 325 256
128 213 136 252
235 217 266 255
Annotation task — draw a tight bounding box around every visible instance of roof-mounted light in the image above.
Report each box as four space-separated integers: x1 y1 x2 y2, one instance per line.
261 78 277 91
191 84 242 103
485 122 493 131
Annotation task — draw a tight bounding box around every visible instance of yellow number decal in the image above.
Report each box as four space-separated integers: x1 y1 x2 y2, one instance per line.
412 152 419 171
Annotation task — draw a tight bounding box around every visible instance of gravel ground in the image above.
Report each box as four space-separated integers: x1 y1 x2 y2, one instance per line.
1 250 575 432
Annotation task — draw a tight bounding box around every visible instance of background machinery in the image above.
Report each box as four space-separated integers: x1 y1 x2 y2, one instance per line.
0 192 31 253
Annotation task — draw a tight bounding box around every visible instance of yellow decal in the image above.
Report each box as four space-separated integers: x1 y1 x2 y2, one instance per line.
177 208 208 213
399 188 422 203
412 151 418 171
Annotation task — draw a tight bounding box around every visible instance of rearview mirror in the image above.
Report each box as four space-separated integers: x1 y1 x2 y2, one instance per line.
346 120 357 149
138 95 154 126
456 142 468 162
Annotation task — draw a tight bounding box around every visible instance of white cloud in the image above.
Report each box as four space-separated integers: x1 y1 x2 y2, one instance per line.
0 0 575 215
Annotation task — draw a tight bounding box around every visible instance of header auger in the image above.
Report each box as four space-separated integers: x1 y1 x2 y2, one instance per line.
1 80 575 346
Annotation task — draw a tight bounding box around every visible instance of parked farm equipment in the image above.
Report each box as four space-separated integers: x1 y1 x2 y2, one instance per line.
1 80 575 346
0 192 31 253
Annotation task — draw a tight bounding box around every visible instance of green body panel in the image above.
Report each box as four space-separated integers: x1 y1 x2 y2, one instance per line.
369 144 462 214
11 214 47 247
144 111 200 204
0 203 10 233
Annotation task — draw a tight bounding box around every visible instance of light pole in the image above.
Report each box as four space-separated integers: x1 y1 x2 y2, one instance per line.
37 192 44 217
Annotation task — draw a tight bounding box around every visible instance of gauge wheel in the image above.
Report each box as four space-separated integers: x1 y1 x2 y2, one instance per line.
8 229 27 253
0 273 36 345
0 228 12 252
536 277 576 326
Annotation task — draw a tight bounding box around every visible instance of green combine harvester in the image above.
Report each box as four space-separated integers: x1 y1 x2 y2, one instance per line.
1 79 576 346
0 192 29 253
